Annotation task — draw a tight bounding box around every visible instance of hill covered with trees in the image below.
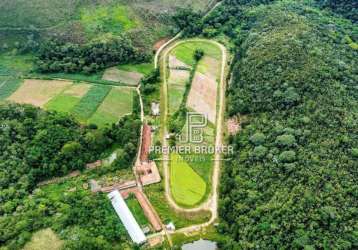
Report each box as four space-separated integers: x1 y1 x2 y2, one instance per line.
0 103 141 249
181 0 357 249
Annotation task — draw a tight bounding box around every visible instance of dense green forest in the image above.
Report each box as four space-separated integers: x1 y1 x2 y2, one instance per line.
0 103 141 249
36 36 145 74
175 0 358 249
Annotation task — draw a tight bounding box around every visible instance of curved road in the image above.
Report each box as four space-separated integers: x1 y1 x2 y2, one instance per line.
156 39 228 232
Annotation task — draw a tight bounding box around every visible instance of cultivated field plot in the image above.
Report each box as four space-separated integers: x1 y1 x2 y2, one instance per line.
170 153 207 207
88 87 134 127
167 56 191 113
45 83 90 113
187 71 217 123
102 67 143 86
7 79 71 107
6 79 135 127
0 77 22 101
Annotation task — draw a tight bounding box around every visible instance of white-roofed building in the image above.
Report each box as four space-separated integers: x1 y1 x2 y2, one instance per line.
108 190 146 245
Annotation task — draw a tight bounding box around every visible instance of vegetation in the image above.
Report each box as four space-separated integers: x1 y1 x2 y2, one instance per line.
71 84 111 122
0 77 23 100
36 36 143 74
192 0 358 249
0 103 141 249
144 183 211 228
88 87 135 127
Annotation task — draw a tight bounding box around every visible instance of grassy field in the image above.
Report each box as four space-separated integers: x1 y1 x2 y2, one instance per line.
0 77 23 101
117 63 154 75
87 87 134 127
144 183 211 229
172 41 222 66
126 196 149 227
80 4 139 39
71 85 111 122
170 153 207 207
23 228 63 250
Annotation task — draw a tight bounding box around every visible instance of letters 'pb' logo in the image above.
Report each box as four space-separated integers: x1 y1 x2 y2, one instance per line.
177 112 207 144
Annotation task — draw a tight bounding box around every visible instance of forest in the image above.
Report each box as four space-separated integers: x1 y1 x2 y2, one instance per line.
0 103 141 249
174 0 358 249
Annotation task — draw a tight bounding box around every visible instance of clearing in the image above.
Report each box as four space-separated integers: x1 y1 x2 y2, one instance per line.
23 228 63 250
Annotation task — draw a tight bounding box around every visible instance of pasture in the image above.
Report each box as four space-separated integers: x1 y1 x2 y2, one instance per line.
170 153 206 207
0 77 22 101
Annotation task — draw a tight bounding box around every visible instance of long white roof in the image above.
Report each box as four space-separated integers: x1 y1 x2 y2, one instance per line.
108 190 146 244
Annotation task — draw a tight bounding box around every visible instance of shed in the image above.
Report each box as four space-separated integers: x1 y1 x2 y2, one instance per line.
108 190 146 244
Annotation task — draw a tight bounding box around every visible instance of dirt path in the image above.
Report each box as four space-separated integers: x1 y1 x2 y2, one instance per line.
157 39 228 227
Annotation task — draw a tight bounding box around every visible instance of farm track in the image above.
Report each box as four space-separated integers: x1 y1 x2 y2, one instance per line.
157 39 228 233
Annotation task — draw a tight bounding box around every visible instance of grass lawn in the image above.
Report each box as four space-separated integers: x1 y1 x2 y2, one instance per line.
170 153 206 207
172 41 222 66
23 228 63 250
126 196 149 227
87 87 134 127
71 85 111 122
0 77 23 101
117 63 154 75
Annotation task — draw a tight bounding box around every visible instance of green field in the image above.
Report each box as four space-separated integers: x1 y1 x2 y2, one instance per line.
0 77 23 100
168 84 187 113
144 183 211 229
45 94 79 113
80 5 139 38
117 63 154 75
172 41 222 66
87 87 134 127
126 196 149 227
170 153 207 207
71 85 111 122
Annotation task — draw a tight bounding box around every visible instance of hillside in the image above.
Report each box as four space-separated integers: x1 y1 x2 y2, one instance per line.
202 1 357 249
0 0 212 52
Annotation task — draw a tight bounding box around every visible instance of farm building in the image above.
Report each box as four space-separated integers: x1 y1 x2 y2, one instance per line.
151 102 160 116
108 190 146 245
140 124 152 162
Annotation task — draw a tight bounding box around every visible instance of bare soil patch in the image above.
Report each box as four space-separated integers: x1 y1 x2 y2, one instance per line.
7 79 71 107
102 67 143 85
187 71 217 123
